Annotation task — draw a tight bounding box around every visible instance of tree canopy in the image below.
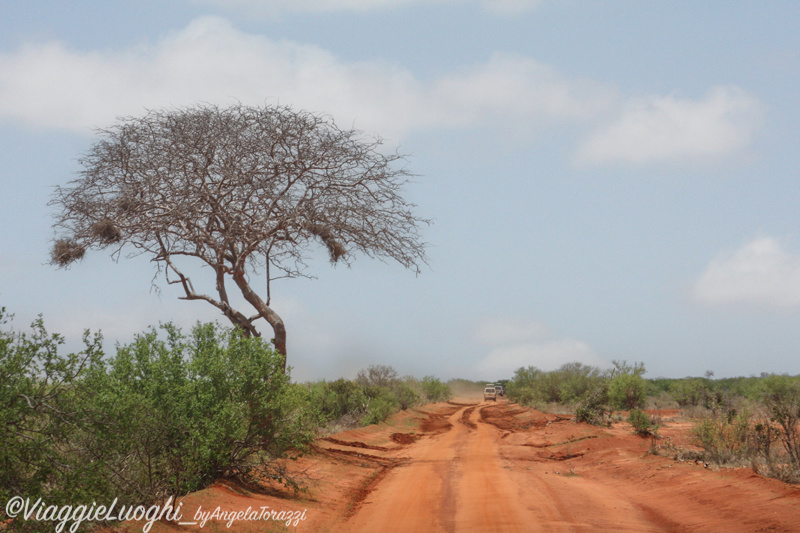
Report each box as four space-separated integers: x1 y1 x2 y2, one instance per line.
50 103 428 367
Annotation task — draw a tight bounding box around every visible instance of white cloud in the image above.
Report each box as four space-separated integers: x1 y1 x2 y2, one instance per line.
432 53 613 127
0 17 609 141
576 86 763 166
192 0 547 15
472 318 606 376
692 237 800 308
0 17 759 165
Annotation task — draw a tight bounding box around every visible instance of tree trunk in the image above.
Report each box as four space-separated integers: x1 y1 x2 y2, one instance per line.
271 321 288 373
232 269 288 372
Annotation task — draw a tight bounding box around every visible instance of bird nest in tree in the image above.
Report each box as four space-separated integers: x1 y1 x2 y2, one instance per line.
51 239 86 267
90 219 122 243
117 196 139 212
306 223 346 263
325 240 347 263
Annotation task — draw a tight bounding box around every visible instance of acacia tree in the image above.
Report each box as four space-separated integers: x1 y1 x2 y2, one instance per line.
50 104 428 369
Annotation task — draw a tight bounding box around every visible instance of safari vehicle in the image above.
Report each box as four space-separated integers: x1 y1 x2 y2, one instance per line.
484 386 497 401
494 385 504 397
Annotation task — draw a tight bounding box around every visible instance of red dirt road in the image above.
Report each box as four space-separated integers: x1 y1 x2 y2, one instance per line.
336 400 800 532
127 399 800 533
342 402 543 532
343 402 667 532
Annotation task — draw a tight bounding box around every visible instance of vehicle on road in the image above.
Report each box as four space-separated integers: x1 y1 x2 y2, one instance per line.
494 385 504 397
484 386 497 401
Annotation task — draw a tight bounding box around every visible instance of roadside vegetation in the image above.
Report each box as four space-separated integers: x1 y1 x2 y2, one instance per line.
505 360 648 425
0 309 319 516
6 299 800 529
649 373 800 483
307 364 451 432
0 307 451 531
505 360 800 484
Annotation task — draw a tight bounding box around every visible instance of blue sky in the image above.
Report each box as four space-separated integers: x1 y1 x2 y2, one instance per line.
1 1 799 381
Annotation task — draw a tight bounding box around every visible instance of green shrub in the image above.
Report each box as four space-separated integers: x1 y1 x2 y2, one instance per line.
628 408 657 436
575 387 609 426
394 382 420 410
760 374 800 466
507 385 538 406
751 421 782 473
420 375 451 402
506 366 544 405
356 364 399 388
1 313 320 521
551 362 605 404
362 389 399 425
687 394 800 483
0 309 104 507
670 377 722 409
311 378 368 421
693 410 752 465
506 363 605 407
609 373 647 410
310 368 431 428
606 360 646 378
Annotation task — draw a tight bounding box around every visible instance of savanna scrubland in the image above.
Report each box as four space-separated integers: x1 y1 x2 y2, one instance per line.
3 310 800 532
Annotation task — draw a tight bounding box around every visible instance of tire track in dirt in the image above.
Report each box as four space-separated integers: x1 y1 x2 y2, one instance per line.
345 461 401 519
339 404 468 532
321 436 392 451
459 405 477 429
